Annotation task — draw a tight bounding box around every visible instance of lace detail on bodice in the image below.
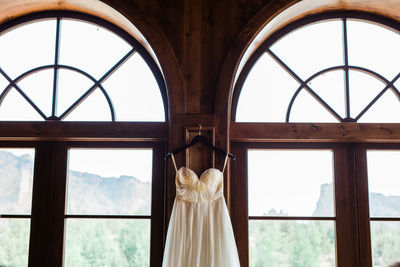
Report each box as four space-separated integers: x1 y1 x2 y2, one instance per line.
175 167 223 202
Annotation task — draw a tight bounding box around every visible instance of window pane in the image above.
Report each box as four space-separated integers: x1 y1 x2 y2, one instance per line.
0 219 30 267
308 70 346 119
248 150 334 217
290 89 339 122
0 88 44 121
359 89 400 123
59 19 131 79
63 89 112 121
349 70 385 119
0 148 35 214
64 219 150 267
348 19 400 80
102 53 165 122
371 221 400 267
66 149 152 215
0 74 7 93
270 20 343 80
17 69 54 117
236 53 300 122
367 151 400 217
56 69 95 117
0 19 56 78
249 220 335 267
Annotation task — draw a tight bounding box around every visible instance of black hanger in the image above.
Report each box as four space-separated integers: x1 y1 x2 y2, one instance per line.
164 125 235 160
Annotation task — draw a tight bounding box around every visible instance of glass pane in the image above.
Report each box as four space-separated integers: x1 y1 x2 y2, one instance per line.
64 219 150 267
359 89 400 123
371 221 400 267
102 53 165 122
0 219 30 267
59 19 131 79
56 69 94 117
309 70 346 118
367 151 400 217
348 19 400 80
290 89 338 122
63 89 111 121
349 70 385 119
270 20 343 80
17 69 54 117
249 220 335 267
0 148 35 214
0 88 44 121
248 150 334 217
0 74 7 93
0 19 56 78
66 149 152 215
235 52 300 122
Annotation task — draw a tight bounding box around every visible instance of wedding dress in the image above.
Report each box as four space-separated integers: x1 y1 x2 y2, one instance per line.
162 154 240 267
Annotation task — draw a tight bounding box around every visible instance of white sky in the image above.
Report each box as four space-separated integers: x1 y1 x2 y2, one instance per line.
68 148 153 182
248 150 334 216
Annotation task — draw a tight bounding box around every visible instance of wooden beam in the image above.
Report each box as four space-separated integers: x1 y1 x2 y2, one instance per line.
230 123 400 142
0 122 168 141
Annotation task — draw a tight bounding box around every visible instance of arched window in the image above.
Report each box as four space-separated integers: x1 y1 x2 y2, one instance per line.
231 11 400 267
0 11 167 267
0 12 167 122
233 12 400 123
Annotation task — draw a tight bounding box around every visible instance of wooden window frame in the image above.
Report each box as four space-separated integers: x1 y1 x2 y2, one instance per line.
0 122 168 267
229 122 400 267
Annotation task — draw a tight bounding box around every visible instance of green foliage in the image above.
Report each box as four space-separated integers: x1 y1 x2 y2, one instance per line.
249 220 335 267
63 219 150 267
371 222 400 267
0 219 30 267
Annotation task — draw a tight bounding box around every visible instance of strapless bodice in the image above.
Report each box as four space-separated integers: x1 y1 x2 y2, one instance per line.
175 167 223 202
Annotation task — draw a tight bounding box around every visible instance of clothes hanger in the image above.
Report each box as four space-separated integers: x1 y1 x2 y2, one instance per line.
164 125 235 160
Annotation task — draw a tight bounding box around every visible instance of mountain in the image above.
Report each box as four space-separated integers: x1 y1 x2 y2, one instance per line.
0 151 34 214
313 182 400 217
0 151 151 215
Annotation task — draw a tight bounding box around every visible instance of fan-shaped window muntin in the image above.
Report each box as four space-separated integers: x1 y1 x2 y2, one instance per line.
234 12 400 123
0 12 167 122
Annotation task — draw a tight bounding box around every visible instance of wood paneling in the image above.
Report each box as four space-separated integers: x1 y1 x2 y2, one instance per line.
0 122 168 141
231 122 400 142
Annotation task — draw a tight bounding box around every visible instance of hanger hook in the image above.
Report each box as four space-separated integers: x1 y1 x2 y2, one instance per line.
198 124 202 135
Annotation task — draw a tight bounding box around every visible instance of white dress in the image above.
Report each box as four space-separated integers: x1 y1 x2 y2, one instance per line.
162 155 240 267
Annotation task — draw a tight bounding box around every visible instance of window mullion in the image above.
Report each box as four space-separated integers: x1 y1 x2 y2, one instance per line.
334 143 360 266
231 142 249 267
50 18 61 119
342 18 351 120
354 143 373 267
150 142 167 267
48 142 68 267
28 142 66 266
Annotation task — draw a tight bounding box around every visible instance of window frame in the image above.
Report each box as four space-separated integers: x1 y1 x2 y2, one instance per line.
0 10 169 122
0 10 169 267
229 10 400 267
231 11 400 123
8 140 167 267
231 142 363 267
